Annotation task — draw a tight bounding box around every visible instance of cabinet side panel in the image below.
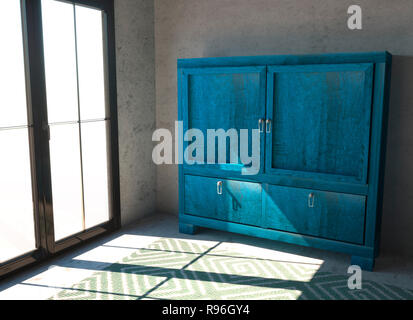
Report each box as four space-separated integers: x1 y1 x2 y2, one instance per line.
365 62 390 252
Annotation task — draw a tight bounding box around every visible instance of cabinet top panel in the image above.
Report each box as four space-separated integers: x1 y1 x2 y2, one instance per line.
178 51 391 68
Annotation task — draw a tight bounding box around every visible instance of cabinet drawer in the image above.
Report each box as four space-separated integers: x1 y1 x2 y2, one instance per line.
264 185 366 244
185 175 262 226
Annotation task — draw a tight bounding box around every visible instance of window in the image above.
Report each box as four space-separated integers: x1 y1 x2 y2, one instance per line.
0 0 36 264
42 0 110 240
0 0 120 278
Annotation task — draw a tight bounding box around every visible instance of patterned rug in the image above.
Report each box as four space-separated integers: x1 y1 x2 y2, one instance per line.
50 238 413 300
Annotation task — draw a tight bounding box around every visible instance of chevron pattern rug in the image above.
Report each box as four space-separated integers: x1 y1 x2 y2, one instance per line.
50 238 413 300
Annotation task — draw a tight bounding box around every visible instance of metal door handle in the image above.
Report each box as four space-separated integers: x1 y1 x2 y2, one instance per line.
258 119 264 133
266 119 272 133
217 181 223 195
308 193 315 208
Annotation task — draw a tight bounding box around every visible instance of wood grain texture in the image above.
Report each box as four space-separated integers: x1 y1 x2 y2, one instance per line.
182 66 266 173
177 52 392 271
180 213 373 258
266 64 373 183
178 52 390 68
185 175 263 227
264 184 366 244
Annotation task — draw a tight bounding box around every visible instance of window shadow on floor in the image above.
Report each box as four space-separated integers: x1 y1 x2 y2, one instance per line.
2 214 413 300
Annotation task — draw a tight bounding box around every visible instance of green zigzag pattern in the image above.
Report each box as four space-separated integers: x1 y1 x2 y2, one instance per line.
50 238 413 300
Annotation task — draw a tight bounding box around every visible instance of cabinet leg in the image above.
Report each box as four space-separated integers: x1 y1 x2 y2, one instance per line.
179 223 199 235
351 255 375 271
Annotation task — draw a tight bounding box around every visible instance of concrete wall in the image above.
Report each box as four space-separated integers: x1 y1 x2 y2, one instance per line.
115 0 156 225
154 0 413 256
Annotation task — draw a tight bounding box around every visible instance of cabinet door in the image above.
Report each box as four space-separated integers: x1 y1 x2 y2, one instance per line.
184 175 263 227
265 64 373 183
180 66 266 175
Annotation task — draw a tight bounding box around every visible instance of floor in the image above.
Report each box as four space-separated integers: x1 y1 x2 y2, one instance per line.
1 213 413 300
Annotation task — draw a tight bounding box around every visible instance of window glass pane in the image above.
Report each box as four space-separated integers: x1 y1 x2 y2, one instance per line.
42 1 111 241
81 121 110 228
42 0 79 123
0 129 35 263
49 124 84 241
76 5 106 120
0 0 28 128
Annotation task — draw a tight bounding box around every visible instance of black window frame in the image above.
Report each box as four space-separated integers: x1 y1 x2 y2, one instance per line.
0 0 120 279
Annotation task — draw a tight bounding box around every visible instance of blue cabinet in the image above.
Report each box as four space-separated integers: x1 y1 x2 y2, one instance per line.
266 63 373 183
185 175 263 227
181 66 266 174
178 52 392 271
264 184 366 244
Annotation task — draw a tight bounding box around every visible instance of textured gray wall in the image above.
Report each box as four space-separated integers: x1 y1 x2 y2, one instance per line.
154 0 413 256
115 0 156 225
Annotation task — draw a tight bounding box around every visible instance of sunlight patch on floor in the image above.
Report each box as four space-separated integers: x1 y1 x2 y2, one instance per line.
212 242 325 265
0 231 327 300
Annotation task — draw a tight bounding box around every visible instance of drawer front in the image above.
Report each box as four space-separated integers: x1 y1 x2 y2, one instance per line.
264 185 366 244
185 175 262 227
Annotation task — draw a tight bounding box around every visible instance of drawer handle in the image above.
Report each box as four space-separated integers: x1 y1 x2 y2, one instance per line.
266 119 272 133
258 119 264 133
308 193 315 208
217 181 223 195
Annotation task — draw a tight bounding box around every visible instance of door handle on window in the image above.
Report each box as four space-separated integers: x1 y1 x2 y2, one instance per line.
266 119 272 133
42 122 50 141
308 193 315 208
217 181 223 195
